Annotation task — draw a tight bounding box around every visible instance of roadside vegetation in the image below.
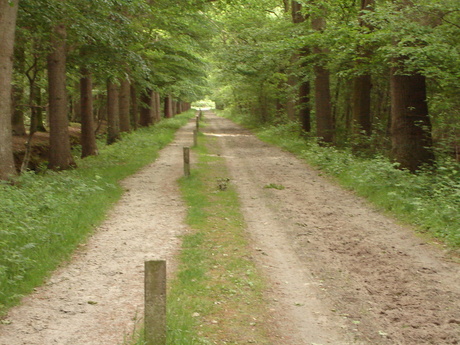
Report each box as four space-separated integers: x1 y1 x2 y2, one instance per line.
223 111 460 251
0 112 193 316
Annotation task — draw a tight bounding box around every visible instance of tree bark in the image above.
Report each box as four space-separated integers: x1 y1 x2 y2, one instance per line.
0 0 19 179
390 70 434 172
107 80 120 144
80 68 98 157
139 89 153 127
47 22 76 170
164 95 173 118
152 91 161 124
119 78 131 132
351 0 374 136
312 14 333 143
130 84 139 130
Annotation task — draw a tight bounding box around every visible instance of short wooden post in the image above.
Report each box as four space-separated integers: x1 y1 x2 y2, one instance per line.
193 129 198 147
183 147 190 177
195 115 199 131
144 260 167 345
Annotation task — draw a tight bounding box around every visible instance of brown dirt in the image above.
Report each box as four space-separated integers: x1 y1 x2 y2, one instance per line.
1 112 459 345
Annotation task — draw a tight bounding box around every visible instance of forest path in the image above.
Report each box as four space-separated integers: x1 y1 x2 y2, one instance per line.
0 121 196 345
1 112 459 345
203 112 460 345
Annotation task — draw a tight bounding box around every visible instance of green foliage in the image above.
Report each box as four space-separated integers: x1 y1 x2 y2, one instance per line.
0 112 193 315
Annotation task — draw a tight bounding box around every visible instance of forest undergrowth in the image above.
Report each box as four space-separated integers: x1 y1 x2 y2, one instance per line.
223 111 460 252
0 112 194 316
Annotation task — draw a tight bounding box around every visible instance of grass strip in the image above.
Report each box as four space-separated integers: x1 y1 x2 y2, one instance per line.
164 133 274 344
0 112 193 316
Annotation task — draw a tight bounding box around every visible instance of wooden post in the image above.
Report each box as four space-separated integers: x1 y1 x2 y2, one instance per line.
183 146 190 177
145 260 167 345
193 129 198 147
195 115 199 131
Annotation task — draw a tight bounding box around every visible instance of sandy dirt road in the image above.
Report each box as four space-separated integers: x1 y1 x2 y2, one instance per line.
1 112 459 345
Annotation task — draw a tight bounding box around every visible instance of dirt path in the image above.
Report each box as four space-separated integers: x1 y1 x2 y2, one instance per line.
1 112 459 345
203 113 460 345
0 121 196 345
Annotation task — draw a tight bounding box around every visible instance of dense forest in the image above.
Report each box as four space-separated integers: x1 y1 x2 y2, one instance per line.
1 0 459 179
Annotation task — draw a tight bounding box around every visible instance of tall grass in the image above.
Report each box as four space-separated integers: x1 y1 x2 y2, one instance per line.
0 112 193 315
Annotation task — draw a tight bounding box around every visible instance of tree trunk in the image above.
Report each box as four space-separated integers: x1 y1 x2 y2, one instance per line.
390 70 434 172
164 95 173 118
352 74 372 135
152 91 161 123
291 2 311 132
119 78 131 132
0 0 19 179
312 14 333 143
107 80 120 144
351 0 374 136
47 22 75 170
130 84 139 130
80 68 98 157
139 89 153 127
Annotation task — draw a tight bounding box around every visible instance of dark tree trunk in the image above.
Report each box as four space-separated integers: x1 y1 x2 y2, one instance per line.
0 0 19 179
47 22 75 170
152 91 161 123
291 2 311 132
80 68 98 157
314 63 334 143
352 74 372 135
119 78 131 132
312 14 333 143
139 89 153 127
351 0 374 136
390 70 435 172
107 80 120 144
130 84 139 130
164 95 173 118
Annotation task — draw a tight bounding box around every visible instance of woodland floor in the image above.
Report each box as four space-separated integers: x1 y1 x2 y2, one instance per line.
1 112 459 344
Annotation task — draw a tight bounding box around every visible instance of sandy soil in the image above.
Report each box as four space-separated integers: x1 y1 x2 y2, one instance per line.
1 112 459 345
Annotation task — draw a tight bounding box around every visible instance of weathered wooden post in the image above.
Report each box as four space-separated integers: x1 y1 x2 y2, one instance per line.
193 129 198 147
195 115 199 131
183 146 190 177
144 260 167 345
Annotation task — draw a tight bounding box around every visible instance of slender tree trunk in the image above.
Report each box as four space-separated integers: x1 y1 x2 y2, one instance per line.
390 70 434 172
130 84 138 130
164 95 173 118
0 0 19 179
119 78 131 132
352 75 372 135
47 22 75 170
152 91 161 124
107 80 120 144
80 68 98 157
